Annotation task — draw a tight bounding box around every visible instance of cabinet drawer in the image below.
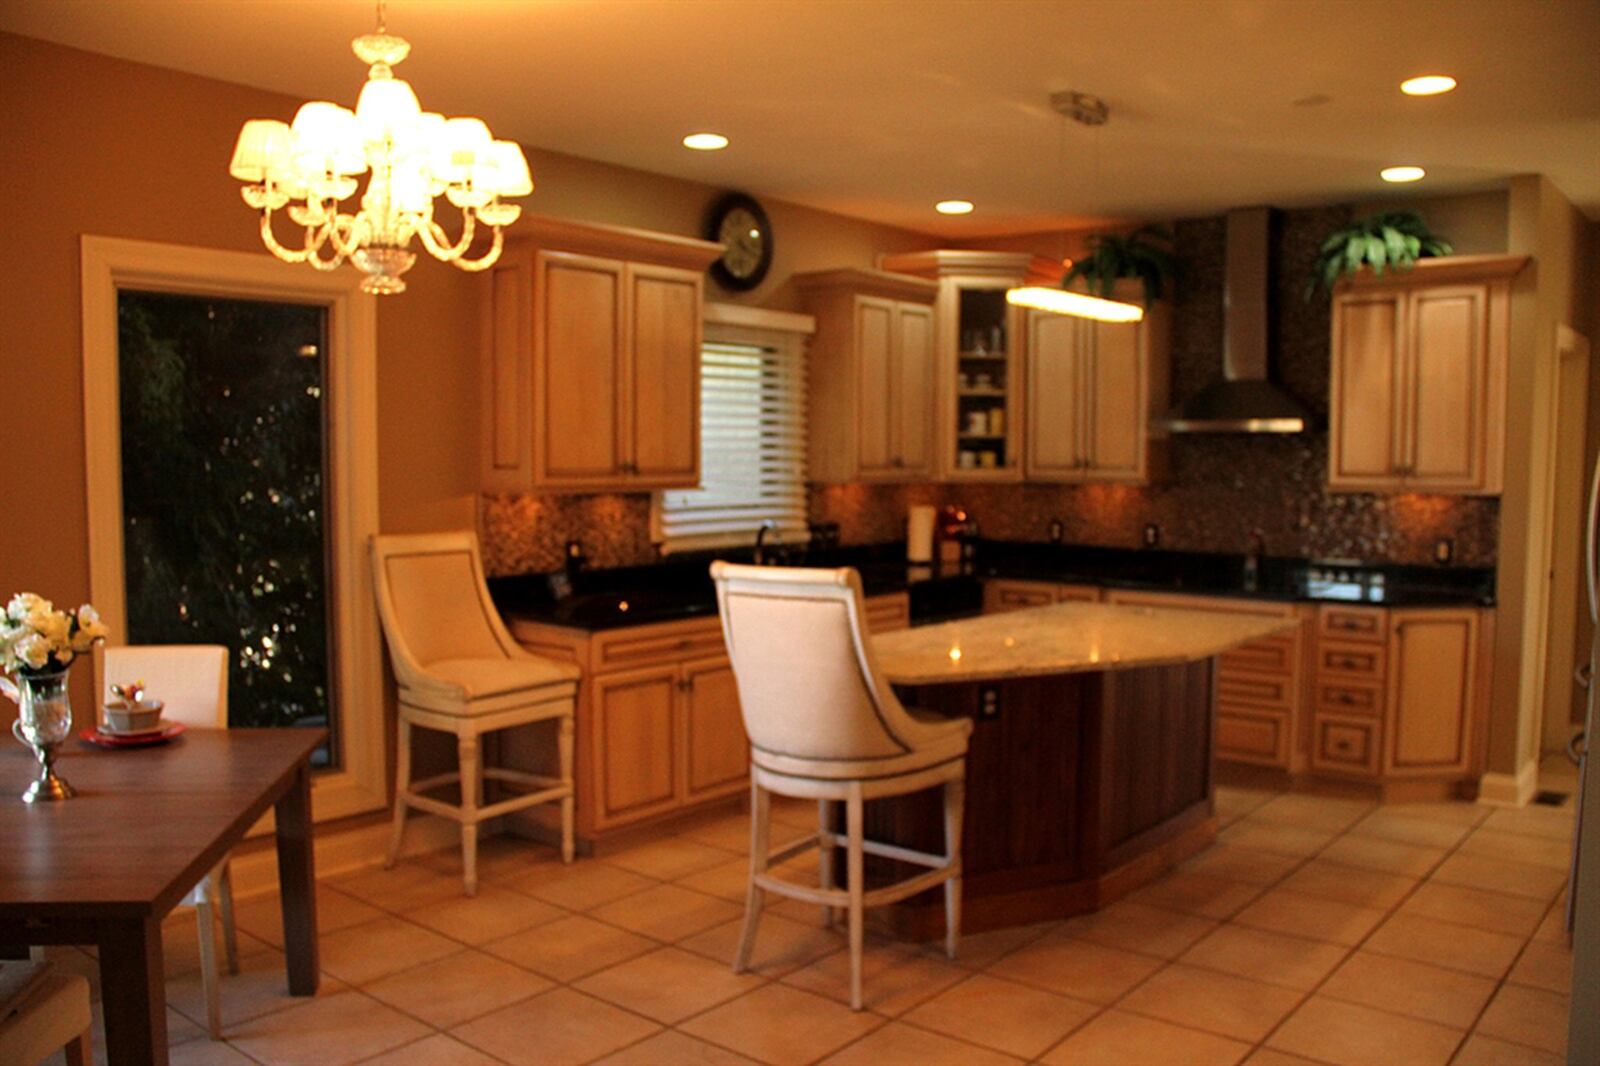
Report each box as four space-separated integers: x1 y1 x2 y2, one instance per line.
1217 670 1295 712
1314 680 1385 718
1316 639 1387 681
1311 715 1381 775
1319 606 1387 645
1216 711 1289 768
1219 636 1296 675
593 618 726 672
1055 584 1101 604
864 593 911 633
985 581 1058 613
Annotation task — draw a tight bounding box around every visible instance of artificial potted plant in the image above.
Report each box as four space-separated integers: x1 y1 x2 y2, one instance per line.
1062 224 1176 307
1307 210 1453 298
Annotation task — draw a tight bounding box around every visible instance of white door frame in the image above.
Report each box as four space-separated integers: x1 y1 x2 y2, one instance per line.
1542 325 1593 754
80 236 387 825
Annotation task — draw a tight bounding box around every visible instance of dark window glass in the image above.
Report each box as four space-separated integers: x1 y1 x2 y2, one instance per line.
117 290 335 765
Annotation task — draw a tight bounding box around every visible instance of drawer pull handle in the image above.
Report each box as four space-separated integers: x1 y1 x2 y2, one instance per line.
1333 739 1353 752
1338 693 1356 704
1335 656 1365 669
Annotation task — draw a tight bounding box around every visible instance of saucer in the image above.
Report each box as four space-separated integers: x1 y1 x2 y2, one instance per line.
81 722 187 748
100 718 173 738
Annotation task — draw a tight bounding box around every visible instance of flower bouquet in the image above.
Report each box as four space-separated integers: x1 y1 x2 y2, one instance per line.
0 594 110 802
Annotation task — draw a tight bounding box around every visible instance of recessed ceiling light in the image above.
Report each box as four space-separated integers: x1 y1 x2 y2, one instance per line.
935 200 974 215
1380 165 1426 183
1401 75 1457 96
682 132 729 151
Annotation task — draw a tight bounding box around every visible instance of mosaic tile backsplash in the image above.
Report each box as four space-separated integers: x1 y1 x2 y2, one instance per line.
482 205 1498 576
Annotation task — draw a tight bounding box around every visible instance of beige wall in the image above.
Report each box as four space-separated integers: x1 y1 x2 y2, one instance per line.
1353 189 1511 256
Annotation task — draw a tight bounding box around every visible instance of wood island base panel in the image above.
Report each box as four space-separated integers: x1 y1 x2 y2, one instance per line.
862 659 1216 938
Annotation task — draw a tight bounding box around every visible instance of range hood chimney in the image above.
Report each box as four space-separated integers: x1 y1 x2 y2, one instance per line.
1163 207 1311 434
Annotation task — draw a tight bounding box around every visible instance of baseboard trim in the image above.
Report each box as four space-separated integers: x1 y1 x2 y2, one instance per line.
1478 759 1540 807
228 814 461 900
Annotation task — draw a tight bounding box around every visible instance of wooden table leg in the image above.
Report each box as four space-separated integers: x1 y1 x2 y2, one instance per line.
275 760 319 995
98 915 166 1066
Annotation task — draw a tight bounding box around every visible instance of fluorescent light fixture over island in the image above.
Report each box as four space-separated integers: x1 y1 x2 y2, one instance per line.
1006 285 1144 323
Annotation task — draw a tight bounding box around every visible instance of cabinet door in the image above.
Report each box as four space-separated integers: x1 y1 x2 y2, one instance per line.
1023 311 1084 481
854 296 898 478
892 302 936 477
1329 291 1404 489
1405 285 1487 491
1384 609 1478 777
1083 319 1145 480
591 665 681 827
535 252 627 486
628 264 701 486
681 657 749 800
983 579 1058 613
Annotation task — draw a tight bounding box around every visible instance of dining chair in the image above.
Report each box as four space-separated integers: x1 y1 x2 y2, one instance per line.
710 561 971 1010
101 644 236 1039
0 970 92 1066
370 531 579 896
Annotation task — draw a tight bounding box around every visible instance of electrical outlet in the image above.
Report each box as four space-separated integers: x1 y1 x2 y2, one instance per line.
1143 523 1161 548
1434 537 1454 565
978 686 1001 718
1048 519 1064 544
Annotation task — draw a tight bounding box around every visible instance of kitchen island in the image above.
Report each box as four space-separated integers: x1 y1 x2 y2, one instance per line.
865 600 1293 935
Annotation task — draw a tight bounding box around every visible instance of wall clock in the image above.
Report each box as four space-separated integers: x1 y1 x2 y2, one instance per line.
705 192 774 292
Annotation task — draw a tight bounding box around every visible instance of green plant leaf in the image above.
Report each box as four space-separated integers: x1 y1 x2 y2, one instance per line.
1382 226 1409 264
1366 234 1387 274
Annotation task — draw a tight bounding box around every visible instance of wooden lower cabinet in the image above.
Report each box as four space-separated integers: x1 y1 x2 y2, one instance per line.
682 657 748 798
591 665 682 825
1384 608 1482 778
983 578 1100 614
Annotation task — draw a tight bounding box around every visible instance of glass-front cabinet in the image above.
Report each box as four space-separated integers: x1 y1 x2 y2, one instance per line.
877 250 1045 482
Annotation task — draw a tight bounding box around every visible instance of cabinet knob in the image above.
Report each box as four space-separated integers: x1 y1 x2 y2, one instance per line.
1334 739 1352 752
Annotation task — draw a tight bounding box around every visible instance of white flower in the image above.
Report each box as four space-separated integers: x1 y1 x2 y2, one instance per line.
6 593 45 624
13 633 52 670
71 606 109 652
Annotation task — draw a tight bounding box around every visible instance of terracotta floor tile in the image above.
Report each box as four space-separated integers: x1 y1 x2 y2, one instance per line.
1231 886 1387 946
677 912 841 976
1451 1033 1565 1066
1508 938 1574 993
400 883 566 945
901 973 1097 1059
1268 995 1462 1066
1456 828 1574 870
1055 900 1218 959
1399 881 1547 936
943 920 1058 969
1249 792 1374 832
165 1041 262 1065
1317 834 1447 878
1474 982 1569 1055
450 987 661 1066
1217 818 1337 858
603 835 740 880
986 935 1163 1004
819 1021 1021 1065
231 885 383 949
1128 870 1264 919
355 1033 506 1066
1378 801 1490 827
1039 1008 1251 1066
1319 950 1494 1028
1429 852 1569 901
1117 962 1302 1042
417 835 565 885
574 945 765 1023
589 883 743 941
1240 1051 1325 1066
1278 859 1417 909
503 859 656 911
590 1029 763 1065
167 945 347 1029
1180 844 1303 885
1531 902 1570 943
225 988 430 1066
1480 805 1576 841
483 913 655 982
362 948 552 1029
783 939 969 1016
769 796 825 829
332 861 468 912
676 855 758 901
679 983 885 1066
674 810 761 852
317 916 460 985
1178 923 1347 991
1363 912 1523 978
1350 809 1472 848
1215 785 1277 824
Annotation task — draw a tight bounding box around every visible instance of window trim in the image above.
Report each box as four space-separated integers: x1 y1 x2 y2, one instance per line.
80 236 386 827
653 303 816 553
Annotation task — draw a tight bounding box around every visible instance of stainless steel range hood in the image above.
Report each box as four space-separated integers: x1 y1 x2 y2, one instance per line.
1163 207 1311 434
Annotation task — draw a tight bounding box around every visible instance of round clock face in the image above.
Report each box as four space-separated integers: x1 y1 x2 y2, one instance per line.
707 194 773 291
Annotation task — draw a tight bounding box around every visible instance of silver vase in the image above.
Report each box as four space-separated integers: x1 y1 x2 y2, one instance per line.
7 668 76 802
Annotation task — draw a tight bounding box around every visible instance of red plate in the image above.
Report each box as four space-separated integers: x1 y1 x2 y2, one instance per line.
80 722 187 748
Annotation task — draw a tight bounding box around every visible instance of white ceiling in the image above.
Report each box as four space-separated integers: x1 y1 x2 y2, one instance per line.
5 0 1598 235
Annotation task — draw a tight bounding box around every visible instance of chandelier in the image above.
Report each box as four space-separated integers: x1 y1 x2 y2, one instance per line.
228 3 531 294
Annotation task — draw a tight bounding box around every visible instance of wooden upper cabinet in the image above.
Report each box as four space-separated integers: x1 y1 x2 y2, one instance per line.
481 216 723 493
1328 254 1526 495
797 269 940 483
1023 312 1083 480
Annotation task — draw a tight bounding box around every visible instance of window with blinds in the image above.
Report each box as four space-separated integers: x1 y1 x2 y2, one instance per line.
655 326 808 553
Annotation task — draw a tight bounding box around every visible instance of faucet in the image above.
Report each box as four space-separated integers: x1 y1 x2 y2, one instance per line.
754 521 780 566
1243 529 1266 591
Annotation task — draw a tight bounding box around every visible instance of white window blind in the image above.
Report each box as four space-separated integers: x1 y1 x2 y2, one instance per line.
655 326 808 553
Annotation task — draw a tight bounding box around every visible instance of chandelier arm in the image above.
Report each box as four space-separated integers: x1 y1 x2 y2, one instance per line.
450 225 506 273
325 211 363 258
418 207 477 261
302 217 348 271
259 209 312 264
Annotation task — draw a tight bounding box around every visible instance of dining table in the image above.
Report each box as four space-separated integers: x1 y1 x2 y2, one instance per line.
0 727 323 1066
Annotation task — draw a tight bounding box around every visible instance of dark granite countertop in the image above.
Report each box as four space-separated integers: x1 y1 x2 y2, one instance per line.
489 540 1495 633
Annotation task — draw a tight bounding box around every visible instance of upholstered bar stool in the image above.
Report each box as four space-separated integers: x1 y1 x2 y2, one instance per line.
710 562 971 1010
371 532 578 896
103 644 237 1039
0 971 92 1066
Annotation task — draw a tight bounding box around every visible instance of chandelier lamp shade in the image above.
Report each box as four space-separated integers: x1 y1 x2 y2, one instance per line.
229 10 532 294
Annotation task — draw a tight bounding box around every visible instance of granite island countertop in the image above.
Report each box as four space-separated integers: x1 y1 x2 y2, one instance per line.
873 600 1296 685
